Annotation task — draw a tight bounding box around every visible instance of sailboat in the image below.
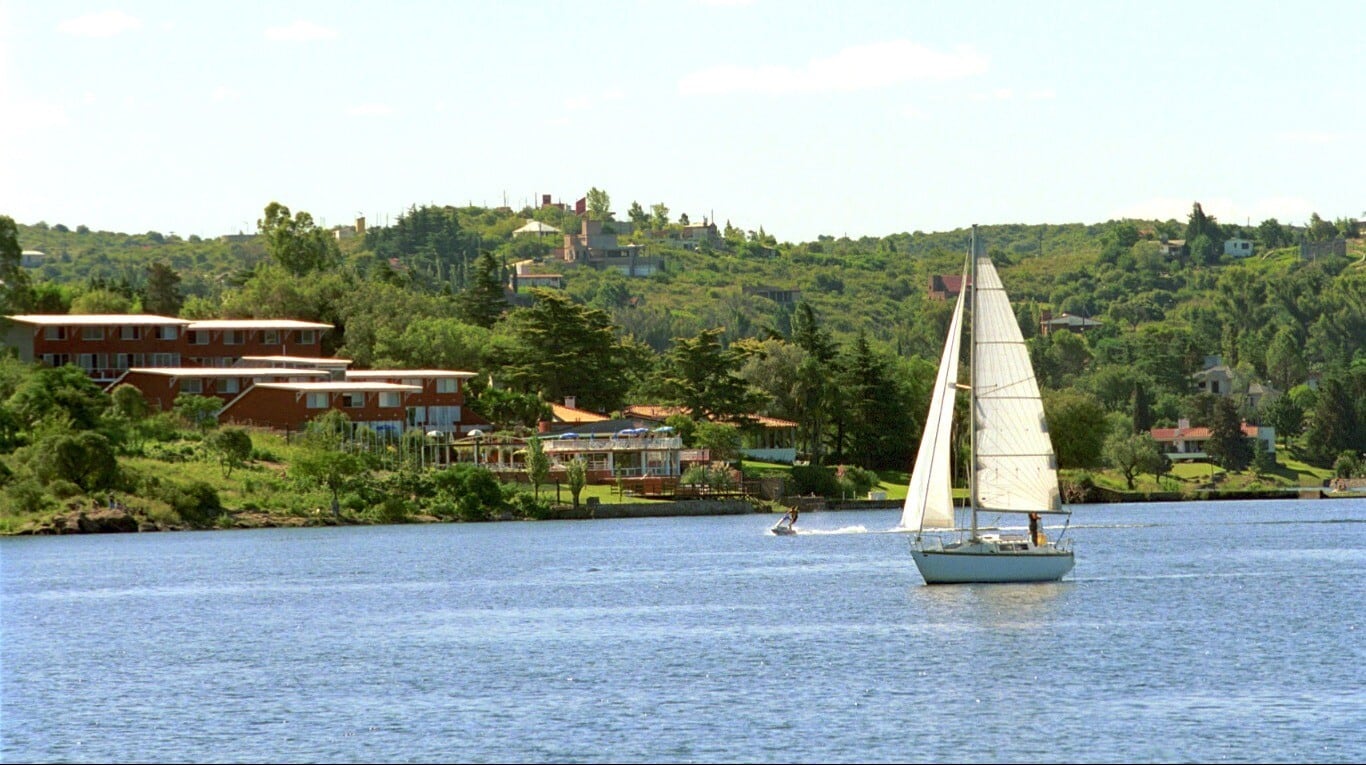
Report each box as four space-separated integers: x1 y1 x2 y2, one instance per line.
900 225 1074 584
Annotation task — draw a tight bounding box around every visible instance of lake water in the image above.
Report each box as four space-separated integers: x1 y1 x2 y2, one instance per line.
2 499 1363 764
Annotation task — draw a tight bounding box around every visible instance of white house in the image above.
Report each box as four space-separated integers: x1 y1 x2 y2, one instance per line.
1224 237 1254 258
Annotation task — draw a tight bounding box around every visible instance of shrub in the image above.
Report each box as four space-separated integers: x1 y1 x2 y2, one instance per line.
789 464 840 496
46 479 83 499
507 490 553 520
3 478 51 513
367 496 412 524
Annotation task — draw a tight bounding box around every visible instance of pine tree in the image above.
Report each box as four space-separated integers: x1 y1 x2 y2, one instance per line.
457 250 507 328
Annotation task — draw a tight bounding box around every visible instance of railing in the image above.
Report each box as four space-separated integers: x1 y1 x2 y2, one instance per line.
542 436 683 452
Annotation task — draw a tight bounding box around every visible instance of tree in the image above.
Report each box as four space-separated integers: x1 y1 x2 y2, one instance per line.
1262 394 1303 450
70 288 133 314
837 332 918 470
1302 370 1360 466
173 394 221 431
1043 389 1109 469
790 302 837 463
205 427 253 477
650 203 670 230
502 289 635 412
692 421 742 464
627 201 649 228
144 261 183 316
1264 328 1306 391
526 436 550 499
1104 432 1162 490
0 215 33 313
457 250 507 328
8 365 110 431
293 445 365 519
258 201 340 277
30 431 119 492
654 327 760 422
1205 396 1252 471
566 457 587 510
585 187 612 220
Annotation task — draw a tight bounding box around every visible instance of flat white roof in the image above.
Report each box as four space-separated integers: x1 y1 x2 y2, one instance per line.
124 367 330 378
187 319 333 330
240 355 353 366
252 382 422 392
346 369 477 379
6 314 189 326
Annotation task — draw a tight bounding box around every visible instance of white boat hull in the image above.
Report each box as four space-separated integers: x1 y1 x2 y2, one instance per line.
911 539 1074 584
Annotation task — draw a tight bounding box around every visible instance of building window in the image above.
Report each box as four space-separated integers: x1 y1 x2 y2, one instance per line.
378 392 401 408
221 378 240 394
306 392 329 409
190 330 210 345
343 392 365 408
401 378 421 388
152 353 177 367
436 377 459 394
297 330 317 345
427 405 460 426
156 325 178 340
43 326 67 340
263 330 279 345
78 354 97 372
121 326 141 340
224 330 244 345
81 326 105 341
181 379 203 394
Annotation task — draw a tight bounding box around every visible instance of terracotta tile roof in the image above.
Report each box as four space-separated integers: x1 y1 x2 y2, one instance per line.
550 402 609 422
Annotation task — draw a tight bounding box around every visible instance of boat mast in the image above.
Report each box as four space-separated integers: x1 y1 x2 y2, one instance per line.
968 225 979 542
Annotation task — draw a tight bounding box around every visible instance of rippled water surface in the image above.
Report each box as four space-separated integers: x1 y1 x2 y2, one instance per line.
3 499 1363 763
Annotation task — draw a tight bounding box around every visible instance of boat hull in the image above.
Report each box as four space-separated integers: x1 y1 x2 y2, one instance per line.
911 542 1074 584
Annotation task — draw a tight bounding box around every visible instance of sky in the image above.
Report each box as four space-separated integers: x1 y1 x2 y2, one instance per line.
1 0 1362 244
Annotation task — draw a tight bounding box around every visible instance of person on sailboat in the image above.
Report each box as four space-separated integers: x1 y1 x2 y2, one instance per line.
1029 513 1044 547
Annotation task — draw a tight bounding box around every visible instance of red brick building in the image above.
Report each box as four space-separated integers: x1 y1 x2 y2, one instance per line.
108 367 331 411
3 314 488 437
2 314 330 383
217 381 423 434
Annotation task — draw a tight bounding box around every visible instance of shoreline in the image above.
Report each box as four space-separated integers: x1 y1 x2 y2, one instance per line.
7 489 1357 537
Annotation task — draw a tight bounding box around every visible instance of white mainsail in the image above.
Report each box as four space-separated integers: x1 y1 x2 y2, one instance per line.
900 271 967 531
971 253 1063 514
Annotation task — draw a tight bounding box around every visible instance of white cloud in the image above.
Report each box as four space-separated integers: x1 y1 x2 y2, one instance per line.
346 102 393 117
58 10 143 38
678 40 989 95
264 20 338 42
211 86 240 103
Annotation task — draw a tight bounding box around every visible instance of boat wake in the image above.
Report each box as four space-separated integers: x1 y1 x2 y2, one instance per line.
795 525 872 535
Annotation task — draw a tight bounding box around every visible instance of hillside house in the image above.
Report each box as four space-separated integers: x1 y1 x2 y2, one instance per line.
1193 355 1279 407
558 219 662 276
1223 237 1254 258
929 274 966 300
1150 418 1275 461
1039 310 1102 336
1159 239 1187 259
742 285 802 305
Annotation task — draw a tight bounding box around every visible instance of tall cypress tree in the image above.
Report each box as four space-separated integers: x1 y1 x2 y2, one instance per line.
457 250 507 329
